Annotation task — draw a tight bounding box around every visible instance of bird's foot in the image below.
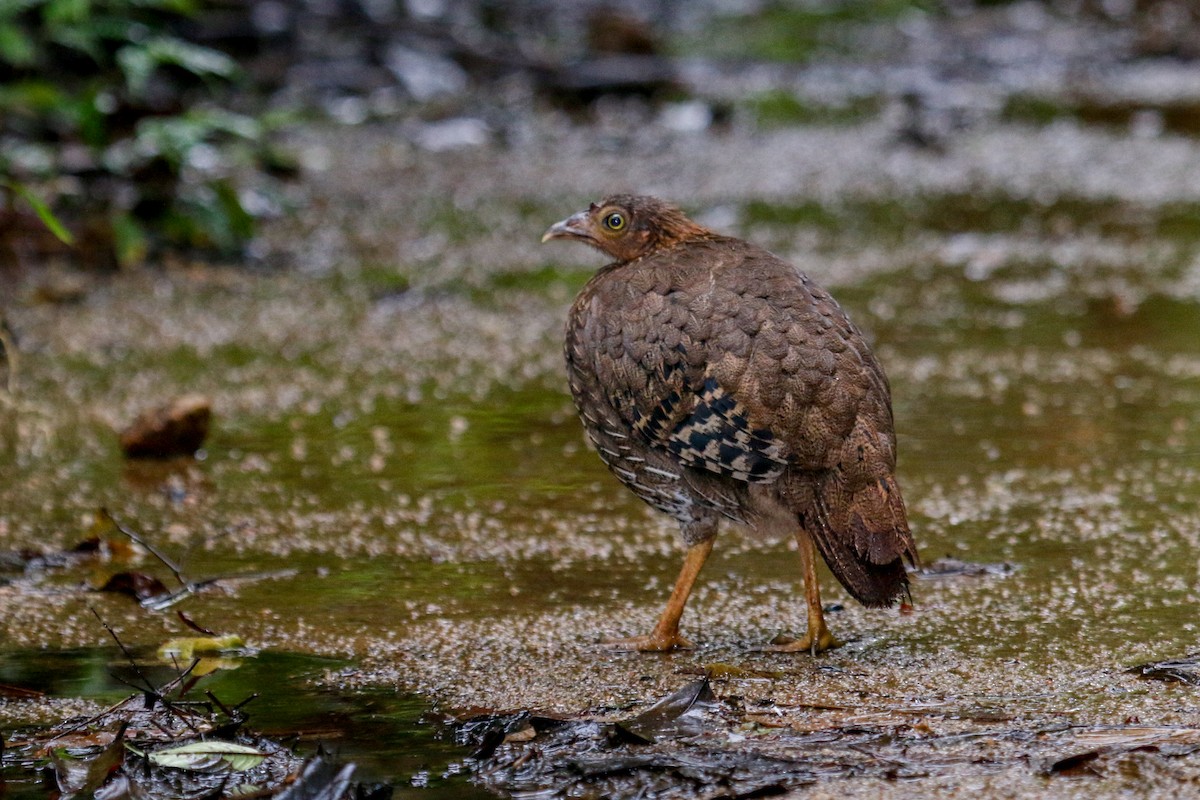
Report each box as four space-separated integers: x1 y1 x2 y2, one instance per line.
757 628 841 656
601 632 694 652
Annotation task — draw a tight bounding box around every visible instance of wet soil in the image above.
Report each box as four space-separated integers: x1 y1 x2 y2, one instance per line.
5 4 1200 798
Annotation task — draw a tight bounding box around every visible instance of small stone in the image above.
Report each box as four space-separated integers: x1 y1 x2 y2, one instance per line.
119 395 212 459
385 45 468 102
410 118 490 152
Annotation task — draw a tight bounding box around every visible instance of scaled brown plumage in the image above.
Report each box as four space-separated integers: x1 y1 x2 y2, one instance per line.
543 195 919 653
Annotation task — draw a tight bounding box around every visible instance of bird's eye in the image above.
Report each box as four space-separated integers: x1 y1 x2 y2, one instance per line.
604 212 626 231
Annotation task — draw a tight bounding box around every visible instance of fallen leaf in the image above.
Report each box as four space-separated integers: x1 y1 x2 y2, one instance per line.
99 572 170 603
119 395 212 459
1127 653 1200 685
613 677 717 744
1046 726 1200 775
275 755 356 800
157 635 246 662
51 723 126 797
145 741 267 772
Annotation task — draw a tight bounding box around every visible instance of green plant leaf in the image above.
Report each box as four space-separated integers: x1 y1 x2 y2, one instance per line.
1 181 74 244
212 179 254 241
146 741 266 772
118 35 237 97
0 1 42 23
111 211 148 267
45 0 91 25
116 43 155 97
0 21 37 66
0 80 66 116
133 109 261 169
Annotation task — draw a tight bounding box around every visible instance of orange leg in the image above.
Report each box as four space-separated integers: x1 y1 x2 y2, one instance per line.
603 538 714 652
761 531 841 655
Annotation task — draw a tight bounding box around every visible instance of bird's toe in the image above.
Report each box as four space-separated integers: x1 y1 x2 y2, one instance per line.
756 629 841 656
600 632 694 652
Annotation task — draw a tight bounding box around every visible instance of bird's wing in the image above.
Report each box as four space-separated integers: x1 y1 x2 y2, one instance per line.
632 372 790 483
592 239 887 485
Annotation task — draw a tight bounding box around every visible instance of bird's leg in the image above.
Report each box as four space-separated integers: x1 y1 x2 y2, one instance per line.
603 538 714 652
762 531 841 655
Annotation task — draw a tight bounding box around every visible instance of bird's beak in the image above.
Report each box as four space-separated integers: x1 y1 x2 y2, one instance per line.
541 211 592 244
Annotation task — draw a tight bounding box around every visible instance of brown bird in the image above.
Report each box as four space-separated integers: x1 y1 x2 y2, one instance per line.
542 195 918 653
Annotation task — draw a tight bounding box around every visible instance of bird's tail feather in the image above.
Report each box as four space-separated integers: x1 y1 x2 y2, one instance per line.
807 474 918 607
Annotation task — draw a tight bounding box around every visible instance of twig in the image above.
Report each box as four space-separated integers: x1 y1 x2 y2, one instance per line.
89 607 204 734
233 693 259 712
102 508 190 590
46 694 145 745
91 606 159 696
178 610 217 636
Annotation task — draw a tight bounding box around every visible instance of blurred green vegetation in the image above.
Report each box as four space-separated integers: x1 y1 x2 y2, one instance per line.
672 0 935 62
1003 93 1200 136
742 194 1200 245
0 0 290 268
745 89 880 127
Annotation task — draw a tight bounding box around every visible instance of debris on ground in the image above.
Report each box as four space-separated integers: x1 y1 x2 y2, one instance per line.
119 395 212 459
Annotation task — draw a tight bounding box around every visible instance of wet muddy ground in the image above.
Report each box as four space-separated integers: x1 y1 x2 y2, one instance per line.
5 4 1200 798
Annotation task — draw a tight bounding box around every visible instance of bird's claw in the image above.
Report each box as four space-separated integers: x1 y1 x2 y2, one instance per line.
756 629 841 656
601 632 694 652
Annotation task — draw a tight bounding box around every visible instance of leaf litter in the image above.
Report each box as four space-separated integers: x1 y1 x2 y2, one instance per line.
1 508 299 610
1127 653 1200 686
0 625 356 799
450 675 1200 799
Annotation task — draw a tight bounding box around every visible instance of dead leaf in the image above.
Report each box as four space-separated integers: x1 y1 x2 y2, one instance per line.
51 723 127 797
275 755 356 800
1127 653 1200 685
145 741 267 772
1046 726 1200 775
119 395 212 459
99 572 170 603
613 677 717 744
157 635 246 662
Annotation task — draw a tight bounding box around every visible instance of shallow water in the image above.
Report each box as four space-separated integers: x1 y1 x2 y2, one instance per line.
0 649 489 798
4 186 1200 794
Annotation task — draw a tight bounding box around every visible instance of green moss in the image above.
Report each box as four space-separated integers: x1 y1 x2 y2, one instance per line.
351 264 412 297
1001 95 1069 126
484 264 587 294
1005 95 1200 137
745 90 880 128
673 0 934 63
743 198 840 229
424 201 490 244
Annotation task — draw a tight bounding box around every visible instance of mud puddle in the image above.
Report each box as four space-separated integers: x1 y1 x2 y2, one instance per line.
0 648 489 799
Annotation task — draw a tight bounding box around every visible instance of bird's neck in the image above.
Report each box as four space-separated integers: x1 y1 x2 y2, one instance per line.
651 214 713 249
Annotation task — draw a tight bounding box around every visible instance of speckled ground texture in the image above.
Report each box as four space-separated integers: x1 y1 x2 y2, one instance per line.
5 4 1200 798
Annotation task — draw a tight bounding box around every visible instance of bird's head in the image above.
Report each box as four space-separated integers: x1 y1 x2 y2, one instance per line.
541 195 709 263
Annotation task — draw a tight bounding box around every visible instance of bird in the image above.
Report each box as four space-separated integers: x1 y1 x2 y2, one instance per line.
542 195 918 654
